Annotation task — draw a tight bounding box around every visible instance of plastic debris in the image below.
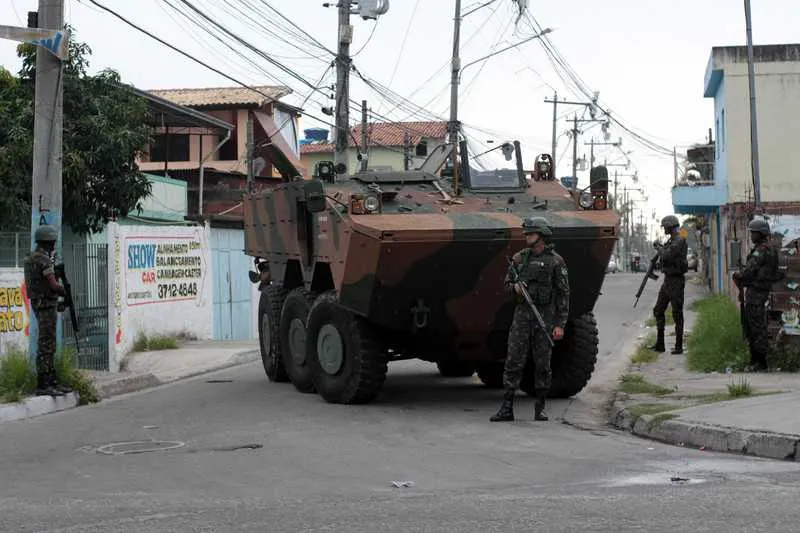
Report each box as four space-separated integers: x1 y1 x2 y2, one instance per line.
788 282 799 291
391 481 415 488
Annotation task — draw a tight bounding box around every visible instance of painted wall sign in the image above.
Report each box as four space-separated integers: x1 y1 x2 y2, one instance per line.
0 269 30 355
124 235 205 306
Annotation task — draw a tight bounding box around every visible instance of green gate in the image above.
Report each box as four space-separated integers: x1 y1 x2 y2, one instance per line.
61 243 109 371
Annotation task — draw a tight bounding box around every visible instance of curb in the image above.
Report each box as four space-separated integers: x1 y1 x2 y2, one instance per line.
562 303 655 431
0 392 79 425
97 349 261 398
1 349 261 424
96 373 162 399
609 399 800 461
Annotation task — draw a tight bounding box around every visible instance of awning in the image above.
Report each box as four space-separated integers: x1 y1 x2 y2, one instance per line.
252 110 308 180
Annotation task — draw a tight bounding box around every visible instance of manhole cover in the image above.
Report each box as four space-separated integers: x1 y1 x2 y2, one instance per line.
95 440 186 456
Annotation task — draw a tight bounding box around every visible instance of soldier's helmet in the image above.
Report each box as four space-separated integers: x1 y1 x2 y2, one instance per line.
660 215 680 229
34 225 58 243
522 216 552 237
747 218 771 236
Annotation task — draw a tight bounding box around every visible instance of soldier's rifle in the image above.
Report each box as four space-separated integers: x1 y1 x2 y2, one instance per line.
54 263 80 353
505 256 554 347
633 245 662 308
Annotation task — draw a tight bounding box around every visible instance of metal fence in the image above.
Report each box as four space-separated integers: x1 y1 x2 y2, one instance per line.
61 243 110 371
0 232 30 268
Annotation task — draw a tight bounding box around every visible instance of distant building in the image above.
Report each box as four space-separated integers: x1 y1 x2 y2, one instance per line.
137 85 305 218
299 121 448 176
672 43 800 337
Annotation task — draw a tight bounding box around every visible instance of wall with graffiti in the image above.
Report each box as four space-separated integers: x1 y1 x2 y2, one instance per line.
0 269 30 356
109 222 213 359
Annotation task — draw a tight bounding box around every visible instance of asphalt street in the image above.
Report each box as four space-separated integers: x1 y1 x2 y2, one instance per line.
4 273 800 532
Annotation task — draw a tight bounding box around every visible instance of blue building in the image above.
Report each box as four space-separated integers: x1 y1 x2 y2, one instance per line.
672 44 800 295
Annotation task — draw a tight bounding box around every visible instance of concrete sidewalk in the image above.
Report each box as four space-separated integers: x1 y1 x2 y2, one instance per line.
610 277 800 461
90 340 260 398
1 340 259 425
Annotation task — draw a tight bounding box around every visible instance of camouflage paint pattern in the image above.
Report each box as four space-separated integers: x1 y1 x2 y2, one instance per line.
243 166 619 364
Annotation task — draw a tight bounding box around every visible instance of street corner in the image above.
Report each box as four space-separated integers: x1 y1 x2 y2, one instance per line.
94 373 162 400
0 391 79 425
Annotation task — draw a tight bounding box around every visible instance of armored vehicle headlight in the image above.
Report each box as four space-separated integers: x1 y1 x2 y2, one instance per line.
364 194 380 213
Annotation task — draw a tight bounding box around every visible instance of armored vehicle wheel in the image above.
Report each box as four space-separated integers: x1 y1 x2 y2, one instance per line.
306 291 388 404
258 284 289 383
476 362 505 388
279 287 317 394
520 313 599 398
436 358 475 378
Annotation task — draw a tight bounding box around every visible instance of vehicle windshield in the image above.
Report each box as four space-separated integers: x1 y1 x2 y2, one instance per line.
469 169 521 189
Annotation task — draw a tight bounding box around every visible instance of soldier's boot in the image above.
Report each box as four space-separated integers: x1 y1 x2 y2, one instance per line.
490 389 515 422
534 395 549 421
671 331 684 355
649 328 666 353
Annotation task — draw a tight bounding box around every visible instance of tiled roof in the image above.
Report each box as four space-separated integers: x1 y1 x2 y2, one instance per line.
148 85 292 109
300 121 448 154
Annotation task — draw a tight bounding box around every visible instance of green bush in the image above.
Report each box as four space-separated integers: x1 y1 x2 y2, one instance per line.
769 337 800 372
0 348 36 403
685 294 750 372
55 347 99 405
133 332 180 352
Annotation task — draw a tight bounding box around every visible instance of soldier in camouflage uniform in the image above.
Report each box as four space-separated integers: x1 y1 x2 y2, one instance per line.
23 225 70 396
490 217 570 423
733 218 780 371
650 215 689 355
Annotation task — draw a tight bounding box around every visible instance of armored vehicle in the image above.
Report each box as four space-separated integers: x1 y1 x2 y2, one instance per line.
244 141 619 404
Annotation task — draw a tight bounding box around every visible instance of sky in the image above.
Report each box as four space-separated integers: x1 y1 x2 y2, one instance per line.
2 0 799 241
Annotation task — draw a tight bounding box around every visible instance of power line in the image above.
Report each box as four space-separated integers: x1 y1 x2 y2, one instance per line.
82 0 345 136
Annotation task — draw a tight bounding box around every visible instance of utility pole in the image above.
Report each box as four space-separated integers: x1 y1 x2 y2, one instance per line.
544 94 600 177
29 0 65 363
403 131 411 171
448 0 462 195
360 99 368 172
571 115 579 183
329 1 388 178
246 113 254 192
744 0 762 208
333 1 352 178
549 90 557 160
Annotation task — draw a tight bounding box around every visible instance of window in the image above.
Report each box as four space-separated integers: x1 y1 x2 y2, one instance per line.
218 131 238 161
149 133 190 162
715 118 720 160
721 110 726 152
415 139 428 157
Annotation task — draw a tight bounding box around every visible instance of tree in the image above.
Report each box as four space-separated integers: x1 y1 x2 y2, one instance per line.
0 30 152 235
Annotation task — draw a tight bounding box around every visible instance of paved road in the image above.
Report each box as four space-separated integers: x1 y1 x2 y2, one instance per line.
5 274 800 532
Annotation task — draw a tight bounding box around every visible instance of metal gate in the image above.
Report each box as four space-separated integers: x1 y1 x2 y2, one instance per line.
61 243 109 370
211 228 253 340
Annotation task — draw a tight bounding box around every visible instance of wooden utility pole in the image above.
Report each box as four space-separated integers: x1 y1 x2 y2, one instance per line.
29 0 65 362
